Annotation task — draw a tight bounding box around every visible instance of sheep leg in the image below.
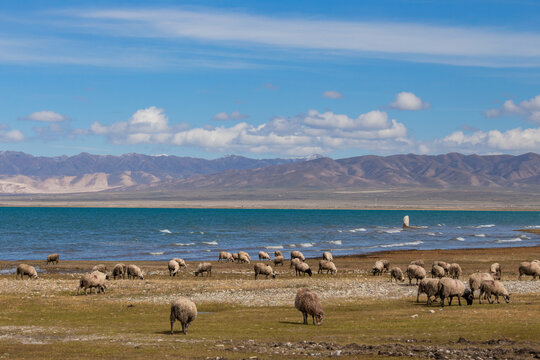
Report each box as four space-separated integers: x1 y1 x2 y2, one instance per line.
170 320 175 335
495 295 500 304
457 295 461 306
302 312 308 325
182 322 187 334
440 296 445 307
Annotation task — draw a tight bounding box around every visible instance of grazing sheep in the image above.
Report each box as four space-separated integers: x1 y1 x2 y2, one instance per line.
254 263 277 279
518 261 540 280
479 280 510 304
172 258 187 268
322 251 333 262
45 253 59 265
78 271 107 295
290 257 302 269
274 250 282 257
291 251 305 261
218 251 234 262
168 260 180 277
232 253 239 262
490 263 502 280
295 261 312 277
258 251 271 261
294 288 323 325
372 261 385 276
417 278 440 305
318 260 337 275
194 262 212 277
390 267 405 283
410 260 425 267
127 264 144 280
431 265 445 279
469 272 495 299
16 264 38 280
433 261 450 274
237 253 251 264
448 263 462 279
406 264 426 285
238 251 251 262
112 263 127 280
380 259 390 272
92 264 108 274
170 297 197 335
273 255 285 266
437 278 474 307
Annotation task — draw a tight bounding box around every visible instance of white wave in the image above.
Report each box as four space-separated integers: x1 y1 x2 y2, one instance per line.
287 244 296 248
383 228 402 234
299 243 314 248
473 234 486 237
454 237 466 241
337 230 343 233
525 225 540 229
159 229 172 234
437 224 444 227
326 240 342 245
378 240 423 248
264 245 284 249
149 251 164 255
202 241 218 245
475 224 495 228
425 232 436 236
190 231 205 234
174 242 195 246
204 249 211 252
349 228 366 233
520 234 531 239
495 238 522 243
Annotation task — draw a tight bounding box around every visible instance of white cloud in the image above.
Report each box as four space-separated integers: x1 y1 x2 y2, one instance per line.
21 110 68 122
441 127 540 152
484 94 540 124
212 111 248 121
84 107 410 156
0 125 24 142
390 92 429 111
322 91 343 99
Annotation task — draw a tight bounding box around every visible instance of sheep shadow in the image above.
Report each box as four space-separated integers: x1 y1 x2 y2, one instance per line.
278 321 307 326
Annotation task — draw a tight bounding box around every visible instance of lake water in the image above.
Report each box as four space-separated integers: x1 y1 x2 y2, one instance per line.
0 208 538 261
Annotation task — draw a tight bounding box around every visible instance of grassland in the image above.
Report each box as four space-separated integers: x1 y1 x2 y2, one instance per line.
0 246 539 359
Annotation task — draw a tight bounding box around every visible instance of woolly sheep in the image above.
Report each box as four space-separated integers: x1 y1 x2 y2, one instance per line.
273 255 285 266
232 253 239 262
431 265 445 279
258 251 271 261
170 297 197 335
218 251 234 262
322 251 333 262
417 278 440 305
290 257 302 269
127 264 144 280
194 262 212 277
92 264 108 274
274 250 282 257
78 271 107 295
389 267 404 283
238 251 251 261
318 260 337 275
380 259 390 272
489 262 502 280
16 264 38 280
172 258 187 268
291 251 305 261
479 280 510 304
469 272 494 299
254 263 276 279
433 261 450 274
168 260 180 277
237 253 251 264
294 288 323 325
372 261 385 276
295 261 312 277
448 263 462 279
406 264 426 285
46 253 59 265
410 260 425 267
437 278 473 307
518 261 540 280
112 263 127 280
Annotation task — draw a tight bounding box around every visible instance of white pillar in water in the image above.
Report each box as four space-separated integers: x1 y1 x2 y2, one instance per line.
403 215 410 228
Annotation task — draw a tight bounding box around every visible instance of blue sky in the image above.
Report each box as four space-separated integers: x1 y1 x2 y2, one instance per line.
1 0 540 158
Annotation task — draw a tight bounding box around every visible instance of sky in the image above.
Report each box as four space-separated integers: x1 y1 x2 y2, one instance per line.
1 0 540 159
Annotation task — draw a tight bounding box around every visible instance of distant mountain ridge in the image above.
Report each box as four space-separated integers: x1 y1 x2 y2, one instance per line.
0 151 538 193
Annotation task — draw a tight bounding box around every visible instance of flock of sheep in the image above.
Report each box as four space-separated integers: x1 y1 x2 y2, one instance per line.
11 251 540 335
377 258 540 307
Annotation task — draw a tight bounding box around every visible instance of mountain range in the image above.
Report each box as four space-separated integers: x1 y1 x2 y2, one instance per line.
0 151 538 194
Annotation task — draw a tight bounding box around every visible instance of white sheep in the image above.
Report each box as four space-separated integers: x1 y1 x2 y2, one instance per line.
46 253 59 265
417 278 440 305
295 261 312 277
433 261 450 274
448 263 462 279
258 251 271 261
170 297 197 334
92 264 108 274
389 267 404 283
372 261 385 276
294 288 323 325
237 253 250 264
218 251 234 262
273 255 285 266
78 271 107 295
437 278 474 307
127 264 144 280
318 260 337 275
232 253 239 262
479 280 510 304
518 261 540 280
172 258 187 269
290 257 302 270
290 251 305 261
194 262 212 277
322 251 333 262
16 264 38 280
410 260 425 267
431 265 445 279
112 263 127 280
469 272 494 300
489 262 502 280
274 250 283 257
168 260 180 277
406 264 426 285
254 263 276 279
238 251 251 262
